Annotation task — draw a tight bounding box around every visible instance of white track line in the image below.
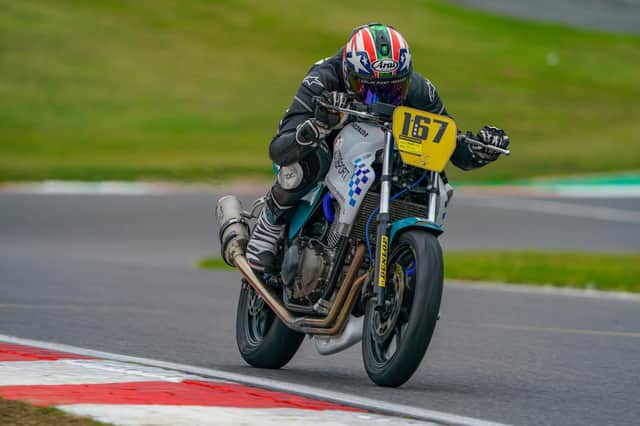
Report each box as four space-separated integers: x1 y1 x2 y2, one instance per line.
0 359 201 386
0 182 162 195
540 185 640 198
0 181 271 196
446 281 640 302
0 334 510 426
457 322 640 338
458 197 640 224
61 405 436 426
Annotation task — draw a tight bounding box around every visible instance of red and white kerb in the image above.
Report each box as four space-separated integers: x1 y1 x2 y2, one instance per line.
0 341 427 425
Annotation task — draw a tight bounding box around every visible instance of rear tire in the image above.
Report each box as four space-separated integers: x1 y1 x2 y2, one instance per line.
236 280 304 369
362 230 443 387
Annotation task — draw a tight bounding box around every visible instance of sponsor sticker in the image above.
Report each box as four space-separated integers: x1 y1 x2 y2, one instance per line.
332 150 351 181
371 59 398 73
352 123 369 138
377 235 389 288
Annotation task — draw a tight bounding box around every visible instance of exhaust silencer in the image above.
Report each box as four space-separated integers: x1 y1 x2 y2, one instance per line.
216 195 250 266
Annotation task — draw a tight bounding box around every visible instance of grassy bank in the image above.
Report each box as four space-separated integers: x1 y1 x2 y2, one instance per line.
1 0 639 181
444 251 640 293
197 257 233 270
0 398 108 425
198 251 640 293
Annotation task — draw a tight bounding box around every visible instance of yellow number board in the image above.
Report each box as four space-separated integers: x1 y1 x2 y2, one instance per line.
392 106 457 172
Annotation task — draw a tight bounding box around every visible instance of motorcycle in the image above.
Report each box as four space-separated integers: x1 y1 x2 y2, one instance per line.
216 99 509 387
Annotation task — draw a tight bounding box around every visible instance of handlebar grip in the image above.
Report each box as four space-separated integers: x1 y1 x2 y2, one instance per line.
458 134 511 156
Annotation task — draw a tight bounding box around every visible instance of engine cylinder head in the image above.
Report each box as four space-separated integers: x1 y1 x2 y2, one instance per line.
216 195 249 266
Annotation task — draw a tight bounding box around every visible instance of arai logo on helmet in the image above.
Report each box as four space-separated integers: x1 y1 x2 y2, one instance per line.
371 59 398 72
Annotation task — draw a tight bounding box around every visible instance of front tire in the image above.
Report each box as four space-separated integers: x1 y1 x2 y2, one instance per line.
236 280 304 369
362 230 443 387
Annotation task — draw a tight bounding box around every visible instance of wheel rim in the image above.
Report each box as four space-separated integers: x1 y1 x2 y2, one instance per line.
367 243 417 365
244 285 274 346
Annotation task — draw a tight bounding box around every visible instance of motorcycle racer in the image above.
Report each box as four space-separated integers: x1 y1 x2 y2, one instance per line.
247 23 510 272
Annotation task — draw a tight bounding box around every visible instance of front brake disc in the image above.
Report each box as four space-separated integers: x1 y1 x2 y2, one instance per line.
372 263 404 343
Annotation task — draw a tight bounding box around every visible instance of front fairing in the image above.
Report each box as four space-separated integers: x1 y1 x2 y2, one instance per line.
325 122 386 225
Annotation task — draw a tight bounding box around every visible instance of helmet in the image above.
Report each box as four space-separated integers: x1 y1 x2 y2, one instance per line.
342 23 413 106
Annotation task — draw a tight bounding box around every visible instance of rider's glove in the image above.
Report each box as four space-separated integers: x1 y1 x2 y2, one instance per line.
314 91 349 130
295 119 325 147
469 125 510 165
295 91 349 147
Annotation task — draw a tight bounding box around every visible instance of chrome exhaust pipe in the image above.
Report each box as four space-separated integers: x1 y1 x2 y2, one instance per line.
216 196 249 267
234 253 367 336
216 195 367 336
314 315 364 355
216 195 302 330
234 255 301 330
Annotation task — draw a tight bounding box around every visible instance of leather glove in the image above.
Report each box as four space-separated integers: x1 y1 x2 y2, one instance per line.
296 91 349 147
469 125 510 165
314 91 349 130
295 119 325 147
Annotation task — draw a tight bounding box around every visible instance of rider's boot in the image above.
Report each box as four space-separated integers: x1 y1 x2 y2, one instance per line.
246 202 286 273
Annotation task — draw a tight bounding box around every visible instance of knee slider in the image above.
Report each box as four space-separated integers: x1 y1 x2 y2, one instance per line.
277 163 304 190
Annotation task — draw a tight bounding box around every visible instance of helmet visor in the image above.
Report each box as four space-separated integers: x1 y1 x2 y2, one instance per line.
350 77 409 106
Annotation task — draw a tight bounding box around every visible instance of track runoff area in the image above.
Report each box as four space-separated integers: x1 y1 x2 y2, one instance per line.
0 335 508 426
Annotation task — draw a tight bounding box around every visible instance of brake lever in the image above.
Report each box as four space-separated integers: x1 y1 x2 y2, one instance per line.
314 97 378 121
458 134 511 156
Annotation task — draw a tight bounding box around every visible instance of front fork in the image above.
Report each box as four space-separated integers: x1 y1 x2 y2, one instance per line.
373 129 393 309
373 129 440 309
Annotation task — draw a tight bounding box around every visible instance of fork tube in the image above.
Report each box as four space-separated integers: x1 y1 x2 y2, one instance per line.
373 129 394 309
427 171 439 222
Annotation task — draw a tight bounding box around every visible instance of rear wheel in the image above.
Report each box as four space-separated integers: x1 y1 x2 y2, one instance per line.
236 280 304 369
362 230 443 387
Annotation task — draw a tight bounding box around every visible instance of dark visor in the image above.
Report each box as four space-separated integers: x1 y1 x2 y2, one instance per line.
350 77 409 106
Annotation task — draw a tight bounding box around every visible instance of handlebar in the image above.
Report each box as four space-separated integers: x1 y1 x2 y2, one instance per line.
314 96 511 156
314 97 392 122
457 134 511 156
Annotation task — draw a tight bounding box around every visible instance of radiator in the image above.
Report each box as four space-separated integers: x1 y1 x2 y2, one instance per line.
350 192 427 243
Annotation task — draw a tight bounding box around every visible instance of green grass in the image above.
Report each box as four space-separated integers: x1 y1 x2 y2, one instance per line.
198 251 640 293
1 0 639 181
445 251 640 292
197 256 233 270
0 398 110 425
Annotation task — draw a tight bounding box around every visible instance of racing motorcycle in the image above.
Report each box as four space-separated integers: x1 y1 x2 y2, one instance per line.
216 99 509 387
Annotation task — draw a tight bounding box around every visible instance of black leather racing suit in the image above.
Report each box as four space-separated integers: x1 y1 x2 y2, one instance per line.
265 50 481 223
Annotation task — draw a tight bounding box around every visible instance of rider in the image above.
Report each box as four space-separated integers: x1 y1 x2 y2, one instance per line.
247 23 510 272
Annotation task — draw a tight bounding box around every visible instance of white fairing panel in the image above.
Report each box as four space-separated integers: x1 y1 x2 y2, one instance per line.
326 122 385 225
436 176 449 226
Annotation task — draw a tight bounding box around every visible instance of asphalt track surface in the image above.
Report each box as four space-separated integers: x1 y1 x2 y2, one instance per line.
1 191 640 425
444 0 640 33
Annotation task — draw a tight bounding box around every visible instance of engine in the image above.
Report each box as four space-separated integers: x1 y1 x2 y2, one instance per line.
280 238 332 311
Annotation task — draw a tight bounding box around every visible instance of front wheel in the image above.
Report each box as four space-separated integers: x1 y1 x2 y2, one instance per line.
236 280 304 369
362 230 443 387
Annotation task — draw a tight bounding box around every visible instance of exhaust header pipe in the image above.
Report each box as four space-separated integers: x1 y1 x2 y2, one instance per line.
215 194 367 337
